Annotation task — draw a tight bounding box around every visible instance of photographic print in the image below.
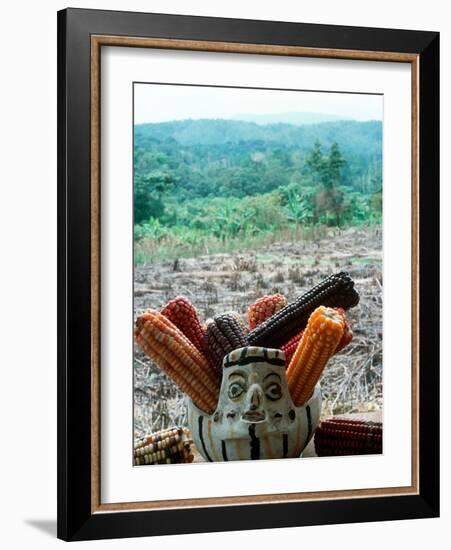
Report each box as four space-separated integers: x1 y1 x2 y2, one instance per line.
133 83 383 465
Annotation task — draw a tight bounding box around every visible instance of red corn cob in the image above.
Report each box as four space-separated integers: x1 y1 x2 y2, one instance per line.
314 418 383 456
281 330 304 364
161 296 206 354
335 310 353 353
247 294 288 330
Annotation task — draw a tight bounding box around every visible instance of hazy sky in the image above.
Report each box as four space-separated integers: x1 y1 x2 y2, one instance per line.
134 83 383 124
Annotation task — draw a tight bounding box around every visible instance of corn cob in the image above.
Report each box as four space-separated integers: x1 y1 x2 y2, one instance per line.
281 330 304 364
134 427 194 465
281 307 353 364
204 313 248 372
314 418 383 456
247 272 359 348
224 310 249 335
334 308 353 353
134 426 186 452
161 296 206 355
247 294 288 330
287 306 345 406
137 310 219 388
150 311 220 386
135 310 219 413
136 329 217 413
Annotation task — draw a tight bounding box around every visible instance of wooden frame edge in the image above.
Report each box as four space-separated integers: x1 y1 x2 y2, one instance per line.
90 34 420 515
91 35 101 513
95 485 418 513
92 34 418 62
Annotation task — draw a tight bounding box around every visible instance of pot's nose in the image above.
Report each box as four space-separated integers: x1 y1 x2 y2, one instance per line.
248 385 263 410
241 385 266 423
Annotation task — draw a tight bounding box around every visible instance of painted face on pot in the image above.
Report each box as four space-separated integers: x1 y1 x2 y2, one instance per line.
216 347 296 436
188 346 322 461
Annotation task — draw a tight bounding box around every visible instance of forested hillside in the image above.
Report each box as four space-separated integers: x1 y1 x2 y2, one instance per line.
134 118 382 263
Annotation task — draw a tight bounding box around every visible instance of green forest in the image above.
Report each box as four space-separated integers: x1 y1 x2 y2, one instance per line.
134 118 382 263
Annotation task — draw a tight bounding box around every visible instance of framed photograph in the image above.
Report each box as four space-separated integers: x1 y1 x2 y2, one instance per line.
57 8 439 541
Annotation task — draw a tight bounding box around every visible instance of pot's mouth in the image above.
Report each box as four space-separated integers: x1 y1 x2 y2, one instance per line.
241 410 266 423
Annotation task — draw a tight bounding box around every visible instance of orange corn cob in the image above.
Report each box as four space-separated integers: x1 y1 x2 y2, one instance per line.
149 311 219 387
281 309 352 364
135 310 219 413
136 330 216 413
287 306 345 406
161 296 207 354
247 294 288 330
137 310 219 389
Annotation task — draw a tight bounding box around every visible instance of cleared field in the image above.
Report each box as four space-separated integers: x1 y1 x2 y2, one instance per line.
134 226 382 441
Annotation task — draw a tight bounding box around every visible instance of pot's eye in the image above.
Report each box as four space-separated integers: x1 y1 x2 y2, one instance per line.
265 382 282 401
228 382 245 400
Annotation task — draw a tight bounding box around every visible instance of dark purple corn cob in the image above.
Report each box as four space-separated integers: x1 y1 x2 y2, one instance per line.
314 418 382 456
247 271 359 348
204 313 247 372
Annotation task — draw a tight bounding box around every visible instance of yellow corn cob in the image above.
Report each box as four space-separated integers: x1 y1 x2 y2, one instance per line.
134 427 194 465
287 306 345 406
135 311 219 413
135 427 181 450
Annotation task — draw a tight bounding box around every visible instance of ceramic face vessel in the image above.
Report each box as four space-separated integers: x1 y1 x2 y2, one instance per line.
188 346 322 461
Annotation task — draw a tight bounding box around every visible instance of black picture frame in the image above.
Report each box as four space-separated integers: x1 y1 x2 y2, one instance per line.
57 7 439 541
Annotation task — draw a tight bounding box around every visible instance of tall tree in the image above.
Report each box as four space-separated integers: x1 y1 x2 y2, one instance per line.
323 142 346 225
306 141 346 226
306 140 326 181
134 170 174 224
326 142 346 188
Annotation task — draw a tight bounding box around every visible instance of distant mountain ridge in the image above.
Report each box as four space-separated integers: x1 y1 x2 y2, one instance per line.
134 118 382 155
230 112 351 125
